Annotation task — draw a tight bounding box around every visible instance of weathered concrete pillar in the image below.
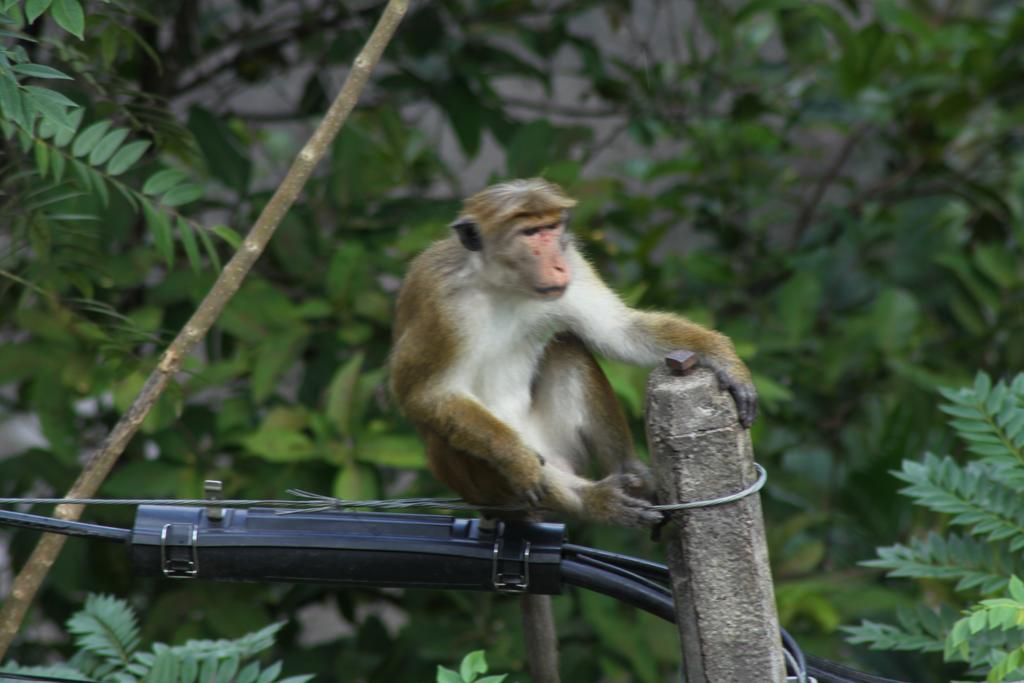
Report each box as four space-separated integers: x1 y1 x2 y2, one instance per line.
645 363 785 683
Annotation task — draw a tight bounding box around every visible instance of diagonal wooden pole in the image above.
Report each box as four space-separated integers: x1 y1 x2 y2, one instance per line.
0 0 410 660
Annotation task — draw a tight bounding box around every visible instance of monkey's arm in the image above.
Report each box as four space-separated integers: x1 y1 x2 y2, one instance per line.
565 259 758 427
402 392 548 502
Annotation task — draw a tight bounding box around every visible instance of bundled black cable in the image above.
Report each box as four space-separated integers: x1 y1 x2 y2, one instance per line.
0 505 907 683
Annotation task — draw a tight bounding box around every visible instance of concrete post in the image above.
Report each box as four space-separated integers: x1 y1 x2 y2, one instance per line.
645 363 785 683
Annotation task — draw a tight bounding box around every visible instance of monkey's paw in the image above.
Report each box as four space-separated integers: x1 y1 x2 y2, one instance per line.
700 357 759 429
619 461 656 501
523 480 548 508
520 451 548 507
586 474 664 528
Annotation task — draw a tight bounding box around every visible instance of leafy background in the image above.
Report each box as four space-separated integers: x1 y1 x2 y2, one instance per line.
1 0 1023 681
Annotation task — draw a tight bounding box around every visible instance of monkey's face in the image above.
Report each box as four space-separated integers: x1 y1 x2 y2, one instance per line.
499 213 572 300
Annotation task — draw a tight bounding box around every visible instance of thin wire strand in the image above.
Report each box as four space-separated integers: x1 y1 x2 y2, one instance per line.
0 464 768 514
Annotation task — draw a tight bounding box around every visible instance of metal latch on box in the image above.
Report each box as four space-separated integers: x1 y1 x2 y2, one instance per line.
160 523 198 578
492 522 531 593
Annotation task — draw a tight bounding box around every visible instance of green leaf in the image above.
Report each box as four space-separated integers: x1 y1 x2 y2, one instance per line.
24 86 76 131
50 145 65 181
460 651 488 682
106 139 150 175
974 244 1018 289
236 662 260 683
88 127 129 165
975 372 992 398
0 73 21 124
37 118 57 140
177 218 202 273
211 224 243 249
143 203 174 268
142 168 187 195
475 677 507 683
53 107 83 146
34 140 48 178
87 167 109 206
775 271 822 344
161 183 204 207
71 120 111 157
437 81 482 158
13 64 72 81
1009 576 1024 603
196 225 222 271
332 463 378 501
51 0 85 39
251 333 306 402
255 661 282 683
325 353 364 435
187 105 251 193
214 655 239 683
241 429 317 462
25 0 52 23
356 435 426 469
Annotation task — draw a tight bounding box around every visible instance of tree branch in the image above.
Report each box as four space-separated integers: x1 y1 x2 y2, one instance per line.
502 95 621 119
790 123 872 248
0 0 409 659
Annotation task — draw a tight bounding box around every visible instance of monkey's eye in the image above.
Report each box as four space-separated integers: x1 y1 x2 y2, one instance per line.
521 227 541 237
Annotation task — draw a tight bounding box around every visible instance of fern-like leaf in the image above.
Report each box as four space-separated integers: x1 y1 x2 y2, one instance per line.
940 375 1024 467
843 604 959 654
65 594 141 668
864 531 1024 595
946 576 1024 682
895 454 1024 552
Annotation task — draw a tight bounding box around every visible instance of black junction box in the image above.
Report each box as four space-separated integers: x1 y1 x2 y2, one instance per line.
130 506 565 595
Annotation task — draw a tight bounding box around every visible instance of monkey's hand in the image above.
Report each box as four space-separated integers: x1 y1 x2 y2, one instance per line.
699 355 758 429
619 460 656 501
509 451 548 507
582 474 664 528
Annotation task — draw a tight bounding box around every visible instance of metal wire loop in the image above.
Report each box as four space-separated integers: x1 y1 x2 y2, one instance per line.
649 463 767 512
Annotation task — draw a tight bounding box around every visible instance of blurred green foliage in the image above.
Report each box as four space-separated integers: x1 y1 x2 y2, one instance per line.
1 0 1023 681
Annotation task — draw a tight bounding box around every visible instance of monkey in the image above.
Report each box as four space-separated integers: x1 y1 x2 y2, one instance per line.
388 178 757 683
390 178 756 526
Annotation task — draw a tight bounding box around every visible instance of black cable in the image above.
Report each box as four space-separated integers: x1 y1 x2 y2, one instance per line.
563 543 670 582
0 509 130 543
562 558 677 621
780 625 808 678
562 558 912 683
806 655 910 683
0 508 909 682
0 673 97 683
564 550 673 596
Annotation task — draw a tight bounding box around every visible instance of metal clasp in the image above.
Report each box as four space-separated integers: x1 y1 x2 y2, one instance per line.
204 479 224 522
492 522 530 593
160 523 198 578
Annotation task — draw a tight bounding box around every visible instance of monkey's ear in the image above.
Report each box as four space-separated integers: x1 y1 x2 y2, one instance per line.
451 219 482 252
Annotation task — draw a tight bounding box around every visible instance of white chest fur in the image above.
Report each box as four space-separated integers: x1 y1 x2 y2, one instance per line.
445 291 556 420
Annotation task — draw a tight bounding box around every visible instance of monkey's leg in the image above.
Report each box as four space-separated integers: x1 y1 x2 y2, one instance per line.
521 594 560 683
534 334 654 498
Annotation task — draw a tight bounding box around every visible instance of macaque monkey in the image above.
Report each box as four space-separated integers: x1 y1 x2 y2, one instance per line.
389 179 757 683
390 178 756 526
